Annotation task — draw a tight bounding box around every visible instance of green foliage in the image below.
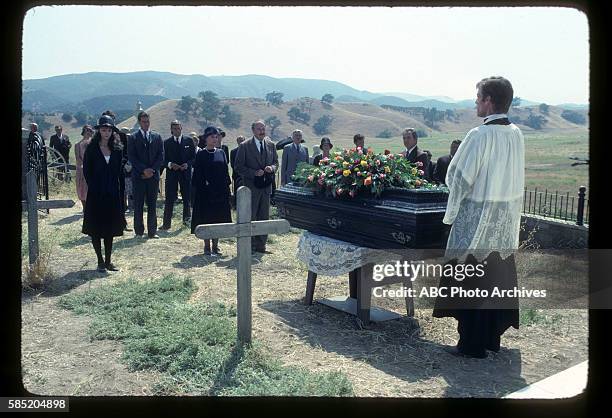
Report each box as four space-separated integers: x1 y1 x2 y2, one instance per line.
423 107 445 129
219 104 241 129
376 129 394 139
74 111 89 125
287 107 310 124
561 110 586 125
524 113 547 130
31 114 52 132
265 91 284 106
264 116 281 139
539 103 549 115
520 309 562 326
59 275 353 396
198 91 221 124
61 112 72 123
178 95 199 119
321 94 334 104
415 129 428 138
313 115 333 135
292 148 443 199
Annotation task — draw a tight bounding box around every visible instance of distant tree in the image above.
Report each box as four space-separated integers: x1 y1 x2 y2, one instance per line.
74 111 89 125
561 109 586 125
444 109 455 121
219 104 241 129
265 91 284 106
321 94 334 104
198 90 221 124
512 97 522 107
539 103 550 115
287 107 310 124
376 129 394 139
313 115 333 135
509 115 522 125
423 107 445 129
415 129 428 138
61 112 72 123
32 115 52 133
524 113 547 130
264 116 282 139
178 95 199 118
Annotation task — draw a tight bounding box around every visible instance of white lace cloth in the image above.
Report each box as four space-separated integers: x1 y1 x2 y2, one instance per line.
296 231 392 276
444 122 525 261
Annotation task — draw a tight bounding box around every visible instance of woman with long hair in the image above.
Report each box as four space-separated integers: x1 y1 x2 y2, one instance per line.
74 124 93 210
82 115 127 272
191 126 232 256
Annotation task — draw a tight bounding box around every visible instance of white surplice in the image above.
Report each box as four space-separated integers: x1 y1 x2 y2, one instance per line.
443 116 525 261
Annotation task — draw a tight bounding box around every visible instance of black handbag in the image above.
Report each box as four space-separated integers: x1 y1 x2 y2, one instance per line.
253 171 274 189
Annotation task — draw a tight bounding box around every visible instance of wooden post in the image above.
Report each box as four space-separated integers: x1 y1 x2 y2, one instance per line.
26 170 39 265
194 186 290 345
576 186 586 226
236 186 253 344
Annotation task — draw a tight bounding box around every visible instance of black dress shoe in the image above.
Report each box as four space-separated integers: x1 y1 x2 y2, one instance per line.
204 248 212 256
444 345 487 359
159 225 171 231
212 247 222 256
97 263 106 273
105 262 119 272
148 234 160 239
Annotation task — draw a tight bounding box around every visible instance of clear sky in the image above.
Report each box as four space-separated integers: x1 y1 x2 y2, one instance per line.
22 5 589 105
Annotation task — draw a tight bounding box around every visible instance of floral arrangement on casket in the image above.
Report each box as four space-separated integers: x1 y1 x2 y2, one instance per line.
291 147 445 198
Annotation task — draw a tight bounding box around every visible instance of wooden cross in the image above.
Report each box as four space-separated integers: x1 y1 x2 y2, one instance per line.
195 186 290 344
22 170 74 265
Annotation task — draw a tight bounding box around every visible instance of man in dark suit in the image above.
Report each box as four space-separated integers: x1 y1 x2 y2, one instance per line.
401 128 430 180
49 125 71 179
160 120 196 230
433 140 462 185
353 133 370 153
234 120 279 254
229 135 246 208
281 129 309 186
127 111 164 238
217 127 230 164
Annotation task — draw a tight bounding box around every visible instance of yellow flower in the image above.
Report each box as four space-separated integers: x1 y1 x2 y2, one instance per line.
360 160 368 167
342 161 350 167
411 168 418 175
343 169 351 177
384 166 391 173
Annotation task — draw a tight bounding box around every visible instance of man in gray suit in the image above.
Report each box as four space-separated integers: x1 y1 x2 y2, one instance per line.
234 120 279 254
281 129 309 186
128 111 164 239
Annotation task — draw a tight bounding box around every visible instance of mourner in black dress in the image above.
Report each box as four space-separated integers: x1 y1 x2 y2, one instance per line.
82 115 127 272
312 137 333 167
191 127 232 256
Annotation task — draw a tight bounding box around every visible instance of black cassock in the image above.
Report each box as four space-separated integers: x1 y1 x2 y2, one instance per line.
82 144 127 238
191 148 232 234
432 252 519 358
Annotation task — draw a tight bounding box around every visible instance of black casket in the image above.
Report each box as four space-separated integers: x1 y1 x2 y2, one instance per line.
274 183 449 249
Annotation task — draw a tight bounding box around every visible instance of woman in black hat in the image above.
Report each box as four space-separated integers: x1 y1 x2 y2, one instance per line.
313 137 333 166
191 126 232 256
82 115 127 272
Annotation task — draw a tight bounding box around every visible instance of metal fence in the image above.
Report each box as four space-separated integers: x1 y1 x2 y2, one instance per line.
523 186 588 225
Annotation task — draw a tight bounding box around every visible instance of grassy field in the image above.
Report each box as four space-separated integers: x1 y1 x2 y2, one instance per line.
20 180 588 397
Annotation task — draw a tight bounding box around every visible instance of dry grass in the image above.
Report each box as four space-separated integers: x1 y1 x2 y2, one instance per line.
20 185 589 397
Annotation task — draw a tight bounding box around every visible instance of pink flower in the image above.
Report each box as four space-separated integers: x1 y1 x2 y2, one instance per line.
418 169 424 176
335 169 342 175
416 161 423 167
380 173 386 179
307 175 314 182
349 190 356 198
330 162 337 168
337 188 344 195
318 178 324 185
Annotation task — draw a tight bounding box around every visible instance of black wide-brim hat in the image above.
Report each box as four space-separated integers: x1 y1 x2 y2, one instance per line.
320 137 333 149
94 115 119 133
203 126 220 139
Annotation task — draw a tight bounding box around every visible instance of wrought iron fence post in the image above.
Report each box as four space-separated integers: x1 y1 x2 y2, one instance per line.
577 186 586 226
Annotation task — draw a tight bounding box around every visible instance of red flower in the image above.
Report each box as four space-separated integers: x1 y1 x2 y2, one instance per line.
384 149 391 155
416 161 423 167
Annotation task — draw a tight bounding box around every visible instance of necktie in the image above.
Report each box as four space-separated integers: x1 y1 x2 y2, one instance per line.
259 140 264 156
176 137 180 144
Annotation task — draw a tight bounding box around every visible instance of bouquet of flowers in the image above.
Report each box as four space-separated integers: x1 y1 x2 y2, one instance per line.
291 147 439 198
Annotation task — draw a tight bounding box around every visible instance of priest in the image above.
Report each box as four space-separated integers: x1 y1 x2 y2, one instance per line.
433 76 524 359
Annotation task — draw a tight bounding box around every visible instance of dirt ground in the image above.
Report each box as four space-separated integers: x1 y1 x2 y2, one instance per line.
21 203 588 397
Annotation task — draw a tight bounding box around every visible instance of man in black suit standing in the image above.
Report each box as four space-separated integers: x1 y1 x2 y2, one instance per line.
401 128 430 180
128 111 164 239
160 120 196 230
433 140 461 185
49 125 71 179
229 135 246 208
